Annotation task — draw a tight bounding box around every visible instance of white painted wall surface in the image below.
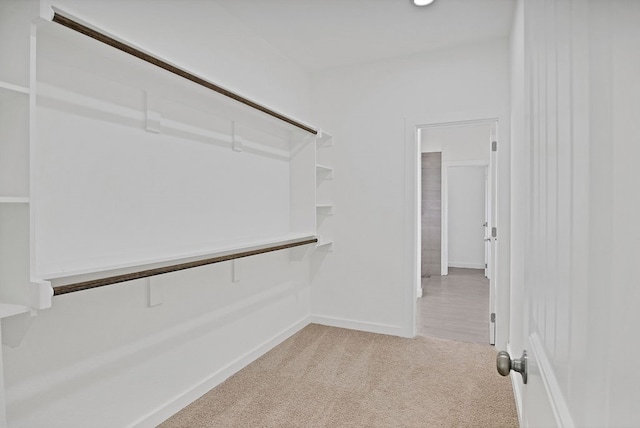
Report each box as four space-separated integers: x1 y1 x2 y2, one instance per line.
447 166 485 269
310 39 510 341
2 1 313 426
421 123 490 162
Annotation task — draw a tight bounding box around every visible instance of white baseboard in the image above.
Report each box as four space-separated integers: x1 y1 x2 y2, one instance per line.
131 316 311 428
529 332 575 428
448 262 485 269
310 315 407 337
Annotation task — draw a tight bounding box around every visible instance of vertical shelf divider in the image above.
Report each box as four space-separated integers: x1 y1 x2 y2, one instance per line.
314 130 334 252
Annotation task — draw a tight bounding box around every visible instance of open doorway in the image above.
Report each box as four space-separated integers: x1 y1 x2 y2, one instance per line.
415 121 497 345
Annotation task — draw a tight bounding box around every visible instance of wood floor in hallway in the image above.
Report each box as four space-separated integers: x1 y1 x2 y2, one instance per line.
417 268 490 344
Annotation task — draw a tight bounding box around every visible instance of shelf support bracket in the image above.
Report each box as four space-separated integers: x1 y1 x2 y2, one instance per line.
231 121 243 152
30 280 53 310
145 91 162 133
147 277 163 307
232 259 242 282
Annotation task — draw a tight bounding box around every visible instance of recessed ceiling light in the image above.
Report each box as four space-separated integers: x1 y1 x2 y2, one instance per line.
414 0 435 5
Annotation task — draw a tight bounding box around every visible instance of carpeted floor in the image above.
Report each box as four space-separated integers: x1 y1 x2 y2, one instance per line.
160 324 518 427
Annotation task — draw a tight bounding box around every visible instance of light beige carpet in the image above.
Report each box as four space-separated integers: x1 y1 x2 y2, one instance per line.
160 324 518 427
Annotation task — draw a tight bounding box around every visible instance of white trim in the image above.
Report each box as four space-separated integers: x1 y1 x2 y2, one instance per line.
404 119 419 339
443 160 490 167
130 316 311 428
448 262 485 269
529 332 575 428
310 315 408 338
406 112 504 342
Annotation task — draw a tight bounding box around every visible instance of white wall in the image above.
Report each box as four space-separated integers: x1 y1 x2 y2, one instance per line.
447 166 486 269
2 1 314 426
421 123 491 162
310 38 510 340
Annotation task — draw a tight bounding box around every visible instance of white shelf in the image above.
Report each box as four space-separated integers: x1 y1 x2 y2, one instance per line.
0 303 31 319
316 130 333 147
316 164 333 179
316 204 334 215
0 80 29 94
316 241 334 251
39 233 319 287
0 196 29 204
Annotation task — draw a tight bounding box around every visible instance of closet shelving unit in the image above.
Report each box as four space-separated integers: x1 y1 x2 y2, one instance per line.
315 131 334 252
0 3 339 326
1 7 336 299
0 3 335 423
0 67 39 322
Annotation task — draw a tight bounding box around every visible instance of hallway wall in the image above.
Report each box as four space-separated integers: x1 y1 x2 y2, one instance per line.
310 38 510 341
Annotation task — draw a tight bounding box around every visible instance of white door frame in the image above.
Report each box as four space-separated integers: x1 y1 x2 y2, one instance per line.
441 161 489 277
405 112 507 345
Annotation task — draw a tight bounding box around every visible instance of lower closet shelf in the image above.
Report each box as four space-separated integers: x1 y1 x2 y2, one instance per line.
43 234 318 296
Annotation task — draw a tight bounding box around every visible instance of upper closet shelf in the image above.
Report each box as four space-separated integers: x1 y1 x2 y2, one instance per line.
39 10 317 139
0 80 29 94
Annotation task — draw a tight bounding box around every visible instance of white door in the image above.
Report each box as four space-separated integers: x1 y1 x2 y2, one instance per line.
508 0 640 426
483 168 489 279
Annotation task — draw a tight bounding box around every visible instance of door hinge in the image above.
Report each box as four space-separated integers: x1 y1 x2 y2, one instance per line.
492 141 497 151
491 313 496 323
485 263 488 268
491 227 497 238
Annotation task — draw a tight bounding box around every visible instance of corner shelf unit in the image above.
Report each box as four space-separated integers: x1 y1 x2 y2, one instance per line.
0 75 43 326
315 130 334 252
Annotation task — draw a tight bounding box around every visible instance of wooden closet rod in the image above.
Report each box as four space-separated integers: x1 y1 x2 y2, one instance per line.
53 236 318 296
51 12 317 135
